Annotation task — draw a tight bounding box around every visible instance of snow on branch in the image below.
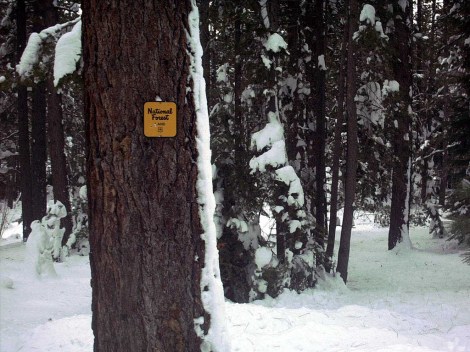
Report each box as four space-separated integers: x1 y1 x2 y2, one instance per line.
54 20 82 86
16 17 81 79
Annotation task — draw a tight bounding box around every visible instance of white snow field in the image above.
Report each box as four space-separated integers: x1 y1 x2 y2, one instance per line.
1 221 470 351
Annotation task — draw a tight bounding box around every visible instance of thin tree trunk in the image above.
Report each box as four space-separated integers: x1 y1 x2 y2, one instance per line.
313 0 327 249
31 82 47 222
336 0 358 284
84 1 214 350
305 0 327 250
325 13 348 273
42 0 73 246
388 0 413 250
16 0 33 240
46 79 73 246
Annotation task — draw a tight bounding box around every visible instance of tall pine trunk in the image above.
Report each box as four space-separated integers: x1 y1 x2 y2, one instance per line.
84 1 226 350
325 14 348 273
46 79 73 246
16 0 33 240
42 0 73 246
30 82 47 222
306 0 327 250
388 0 413 250
336 0 358 283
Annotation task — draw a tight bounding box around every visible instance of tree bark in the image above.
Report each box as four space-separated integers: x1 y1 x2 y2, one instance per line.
388 0 413 250
37 0 74 246
325 12 348 273
30 82 47 222
46 79 73 246
16 0 33 240
84 1 209 350
336 0 358 284
306 0 327 250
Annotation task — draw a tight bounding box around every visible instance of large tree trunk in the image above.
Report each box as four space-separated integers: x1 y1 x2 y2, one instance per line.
388 0 413 250
16 0 33 240
336 0 358 284
84 1 224 350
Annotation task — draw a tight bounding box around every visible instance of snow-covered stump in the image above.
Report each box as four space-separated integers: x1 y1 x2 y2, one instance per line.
25 200 67 278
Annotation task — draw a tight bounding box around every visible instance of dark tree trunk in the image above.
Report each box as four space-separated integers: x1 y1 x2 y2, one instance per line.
30 82 47 222
16 0 33 240
84 1 209 350
336 0 358 284
325 13 348 273
46 79 73 246
39 0 74 246
29 0 50 225
306 0 327 249
388 0 413 250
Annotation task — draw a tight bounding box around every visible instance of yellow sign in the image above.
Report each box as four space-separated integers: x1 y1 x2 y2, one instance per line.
144 102 177 137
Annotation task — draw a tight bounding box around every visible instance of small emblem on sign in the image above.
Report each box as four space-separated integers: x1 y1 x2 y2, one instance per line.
144 102 177 137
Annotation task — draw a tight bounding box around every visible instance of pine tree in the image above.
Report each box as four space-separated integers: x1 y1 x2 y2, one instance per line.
83 1 228 350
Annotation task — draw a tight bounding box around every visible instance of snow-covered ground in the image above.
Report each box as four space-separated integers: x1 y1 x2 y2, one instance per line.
1 221 470 351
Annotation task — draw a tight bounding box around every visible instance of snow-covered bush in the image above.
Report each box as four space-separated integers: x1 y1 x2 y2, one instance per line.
25 200 68 277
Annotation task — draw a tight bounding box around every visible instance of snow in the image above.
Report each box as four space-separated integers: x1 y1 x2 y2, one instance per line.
17 18 81 79
375 21 389 39
17 32 42 77
259 0 270 29
2 223 470 351
264 33 288 53
317 54 327 70
0 75 5 83
250 139 287 172
360 4 376 25
187 2 230 350
275 165 305 207
255 247 273 269
383 79 400 96
54 20 82 86
398 0 409 13
250 112 284 152
261 54 272 69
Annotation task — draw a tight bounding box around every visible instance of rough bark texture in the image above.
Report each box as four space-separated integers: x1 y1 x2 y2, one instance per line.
388 0 413 250
16 0 33 240
31 82 47 222
336 0 358 284
83 1 207 350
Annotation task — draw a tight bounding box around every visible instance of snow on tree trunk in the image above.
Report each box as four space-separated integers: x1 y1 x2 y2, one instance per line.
187 2 230 350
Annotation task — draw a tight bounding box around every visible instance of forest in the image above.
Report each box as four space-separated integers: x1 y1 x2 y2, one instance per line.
0 0 469 351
